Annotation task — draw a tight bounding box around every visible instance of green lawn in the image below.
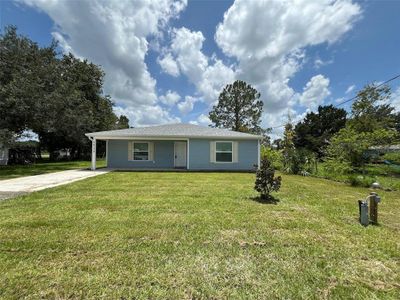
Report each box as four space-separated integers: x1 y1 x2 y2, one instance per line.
0 172 399 299
0 159 106 180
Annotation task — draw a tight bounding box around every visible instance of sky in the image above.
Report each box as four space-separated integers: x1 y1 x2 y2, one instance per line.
2 0 400 138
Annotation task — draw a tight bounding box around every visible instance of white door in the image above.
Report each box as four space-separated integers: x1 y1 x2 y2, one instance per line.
174 142 187 168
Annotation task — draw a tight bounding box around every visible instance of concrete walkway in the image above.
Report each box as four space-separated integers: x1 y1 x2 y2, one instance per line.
0 169 110 200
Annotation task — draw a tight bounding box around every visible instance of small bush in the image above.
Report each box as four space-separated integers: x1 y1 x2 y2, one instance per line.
283 148 317 175
383 152 400 165
261 146 283 170
254 157 282 200
347 175 376 187
323 158 352 175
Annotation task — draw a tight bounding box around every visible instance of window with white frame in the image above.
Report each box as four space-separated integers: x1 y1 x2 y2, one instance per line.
133 142 149 160
215 141 233 162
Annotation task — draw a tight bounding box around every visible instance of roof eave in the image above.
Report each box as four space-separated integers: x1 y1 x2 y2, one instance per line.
86 134 262 140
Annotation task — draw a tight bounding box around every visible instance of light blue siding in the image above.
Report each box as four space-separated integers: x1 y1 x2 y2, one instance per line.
107 138 259 170
189 139 258 171
107 140 175 169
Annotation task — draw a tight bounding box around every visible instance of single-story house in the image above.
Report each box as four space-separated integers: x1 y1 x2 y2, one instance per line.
85 123 262 171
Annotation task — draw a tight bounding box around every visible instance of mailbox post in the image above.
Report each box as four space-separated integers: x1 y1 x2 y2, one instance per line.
358 200 369 226
369 192 381 224
358 189 381 226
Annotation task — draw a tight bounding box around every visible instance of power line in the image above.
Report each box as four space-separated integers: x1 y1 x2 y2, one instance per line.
270 73 400 129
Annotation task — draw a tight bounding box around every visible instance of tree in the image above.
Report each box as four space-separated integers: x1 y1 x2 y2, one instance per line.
209 80 263 134
36 53 120 159
325 126 398 172
254 156 282 200
260 127 272 147
282 121 296 173
272 138 283 150
0 26 124 160
0 25 58 136
294 105 347 157
115 115 130 129
348 84 395 133
394 112 400 134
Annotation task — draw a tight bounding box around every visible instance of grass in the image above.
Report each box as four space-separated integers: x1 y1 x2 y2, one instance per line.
0 172 399 299
0 159 106 180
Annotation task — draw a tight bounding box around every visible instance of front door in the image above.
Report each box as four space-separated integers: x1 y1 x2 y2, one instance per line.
174 141 187 168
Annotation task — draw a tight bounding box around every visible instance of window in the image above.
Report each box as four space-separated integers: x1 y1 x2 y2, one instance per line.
216 141 232 162
133 142 149 160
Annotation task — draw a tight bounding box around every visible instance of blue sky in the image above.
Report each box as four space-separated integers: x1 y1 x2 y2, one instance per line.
2 0 400 137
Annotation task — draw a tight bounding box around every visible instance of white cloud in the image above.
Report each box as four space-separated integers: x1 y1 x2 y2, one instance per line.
215 0 361 134
345 84 356 94
22 0 363 134
114 105 180 127
21 0 187 125
158 53 180 77
159 90 181 106
216 0 361 60
335 97 345 103
314 57 334 69
299 75 331 110
160 27 235 104
177 96 197 114
198 113 211 126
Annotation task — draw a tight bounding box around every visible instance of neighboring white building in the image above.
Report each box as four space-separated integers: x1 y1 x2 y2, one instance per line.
369 144 400 154
0 144 9 165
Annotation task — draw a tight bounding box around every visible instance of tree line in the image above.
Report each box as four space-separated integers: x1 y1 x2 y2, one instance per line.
0 26 129 160
208 79 400 180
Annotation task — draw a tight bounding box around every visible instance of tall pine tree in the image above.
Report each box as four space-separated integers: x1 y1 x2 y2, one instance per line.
209 80 263 134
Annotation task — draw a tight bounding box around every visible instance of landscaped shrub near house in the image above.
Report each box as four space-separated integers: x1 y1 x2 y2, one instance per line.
254 156 282 200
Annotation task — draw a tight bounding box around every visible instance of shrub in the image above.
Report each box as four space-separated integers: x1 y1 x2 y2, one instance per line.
323 158 352 175
347 175 376 187
383 152 400 165
254 157 282 200
282 148 317 175
261 146 283 170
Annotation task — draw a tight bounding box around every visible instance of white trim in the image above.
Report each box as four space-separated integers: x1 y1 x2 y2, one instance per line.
85 135 261 141
257 139 260 169
215 141 234 163
106 140 109 168
130 141 151 161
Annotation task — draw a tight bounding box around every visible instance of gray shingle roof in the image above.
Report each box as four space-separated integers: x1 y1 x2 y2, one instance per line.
86 123 262 140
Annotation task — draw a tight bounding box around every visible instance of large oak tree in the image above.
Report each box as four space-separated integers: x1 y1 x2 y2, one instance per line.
0 26 128 159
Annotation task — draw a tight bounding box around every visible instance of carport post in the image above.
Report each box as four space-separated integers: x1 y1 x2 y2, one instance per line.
90 137 96 171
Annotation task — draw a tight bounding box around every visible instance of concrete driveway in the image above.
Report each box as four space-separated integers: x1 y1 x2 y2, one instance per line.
0 169 110 200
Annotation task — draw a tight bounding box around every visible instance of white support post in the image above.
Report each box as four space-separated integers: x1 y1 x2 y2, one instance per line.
187 139 190 170
91 137 96 170
257 139 261 169
106 140 108 168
